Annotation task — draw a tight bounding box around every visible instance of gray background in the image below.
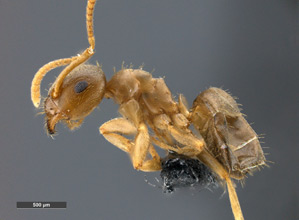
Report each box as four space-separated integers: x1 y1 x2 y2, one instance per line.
0 0 298 219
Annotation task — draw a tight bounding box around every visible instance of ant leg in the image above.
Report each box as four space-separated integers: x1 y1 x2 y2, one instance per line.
118 99 161 170
169 126 205 152
100 118 137 153
131 122 150 169
150 137 183 153
151 137 205 159
154 138 244 220
138 144 161 172
178 94 190 118
148 144 160 163
100 117 161 171
197 150 244 220
171 141 244 220
153 114 205 154
153 114 243 219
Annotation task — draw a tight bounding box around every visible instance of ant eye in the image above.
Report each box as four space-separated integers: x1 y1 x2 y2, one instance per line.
74 81 88 93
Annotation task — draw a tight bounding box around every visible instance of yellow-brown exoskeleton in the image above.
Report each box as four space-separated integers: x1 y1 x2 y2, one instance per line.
30 1 266 220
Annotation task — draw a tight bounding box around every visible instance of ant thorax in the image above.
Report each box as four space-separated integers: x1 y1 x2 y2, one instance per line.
105 68 179 117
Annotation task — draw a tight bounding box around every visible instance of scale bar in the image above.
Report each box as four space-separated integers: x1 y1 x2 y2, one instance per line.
17 202 67 209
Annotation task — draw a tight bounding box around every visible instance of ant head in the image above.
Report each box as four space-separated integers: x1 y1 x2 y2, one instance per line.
44 64 106 134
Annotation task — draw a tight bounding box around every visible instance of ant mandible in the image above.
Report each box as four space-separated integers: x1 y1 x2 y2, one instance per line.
31 1 266 220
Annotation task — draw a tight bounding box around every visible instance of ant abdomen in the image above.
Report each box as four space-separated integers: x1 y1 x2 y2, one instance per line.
44 64 106 134
191 87 265 179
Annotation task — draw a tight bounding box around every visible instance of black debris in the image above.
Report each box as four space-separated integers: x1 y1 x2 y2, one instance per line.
160 153 217 193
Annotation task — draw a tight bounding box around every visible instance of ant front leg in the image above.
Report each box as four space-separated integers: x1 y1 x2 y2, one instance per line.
100 100 161 172
100 118 137 153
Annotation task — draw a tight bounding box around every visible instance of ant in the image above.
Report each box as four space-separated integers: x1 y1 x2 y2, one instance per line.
31 1 266 220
